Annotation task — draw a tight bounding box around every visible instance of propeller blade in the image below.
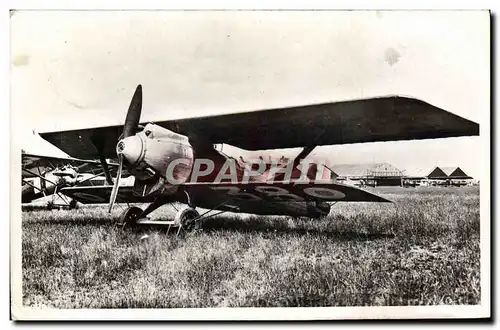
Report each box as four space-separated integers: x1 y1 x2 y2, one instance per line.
122 85 143 138
109 85 141 213
91 135 114 185
108 154 123 213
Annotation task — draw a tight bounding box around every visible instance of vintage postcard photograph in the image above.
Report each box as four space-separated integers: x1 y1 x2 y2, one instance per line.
10 10 490 320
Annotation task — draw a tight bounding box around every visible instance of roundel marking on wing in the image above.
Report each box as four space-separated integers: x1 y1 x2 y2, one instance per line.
72 192 107 203
303 187 346 200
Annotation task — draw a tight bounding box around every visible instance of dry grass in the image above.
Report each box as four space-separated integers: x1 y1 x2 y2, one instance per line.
21 186 480 308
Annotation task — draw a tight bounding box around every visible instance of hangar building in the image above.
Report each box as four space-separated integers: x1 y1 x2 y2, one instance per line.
331 163 405 187
427 166 473 186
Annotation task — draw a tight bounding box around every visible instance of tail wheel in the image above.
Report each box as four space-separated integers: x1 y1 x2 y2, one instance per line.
118 206 143 227
175 207 200 233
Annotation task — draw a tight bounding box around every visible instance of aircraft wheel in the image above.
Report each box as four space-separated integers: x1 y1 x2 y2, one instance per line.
47 201 54 210
119 206 143 227
69 199 78 210
175 207 200 234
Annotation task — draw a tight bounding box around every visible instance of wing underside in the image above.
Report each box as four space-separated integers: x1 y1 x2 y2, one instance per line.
39 96 479 159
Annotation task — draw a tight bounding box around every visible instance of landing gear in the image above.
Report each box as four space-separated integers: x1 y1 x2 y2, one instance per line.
175 207 200 234
118 206 143 227
116 197 202 237
69 199 78 210
46 198 78 210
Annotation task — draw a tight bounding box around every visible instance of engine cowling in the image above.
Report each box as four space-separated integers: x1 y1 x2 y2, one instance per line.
118 123 194 193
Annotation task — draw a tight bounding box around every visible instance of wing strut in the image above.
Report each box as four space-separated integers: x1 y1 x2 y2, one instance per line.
269 145 316 182
293 145 316 166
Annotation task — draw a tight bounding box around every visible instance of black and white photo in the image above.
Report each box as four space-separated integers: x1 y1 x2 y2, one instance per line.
10 9 490 320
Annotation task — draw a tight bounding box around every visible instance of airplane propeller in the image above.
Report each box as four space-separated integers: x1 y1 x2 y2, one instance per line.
122 85 143 139
108 85 143 213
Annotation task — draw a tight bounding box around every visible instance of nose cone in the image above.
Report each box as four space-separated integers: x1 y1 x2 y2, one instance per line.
116 136 143 164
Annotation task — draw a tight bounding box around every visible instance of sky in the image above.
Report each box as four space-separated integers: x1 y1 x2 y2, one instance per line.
10 10 489 178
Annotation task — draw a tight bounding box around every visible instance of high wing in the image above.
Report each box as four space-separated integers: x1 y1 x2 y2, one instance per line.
60 180 390 216
39 96 479 159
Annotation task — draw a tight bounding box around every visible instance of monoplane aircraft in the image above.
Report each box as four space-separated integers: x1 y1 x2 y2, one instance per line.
36 85 479 232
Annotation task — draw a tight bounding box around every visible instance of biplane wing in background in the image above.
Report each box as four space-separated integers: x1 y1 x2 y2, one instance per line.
21 152 122 208
22 152 115 177
35 85 479 231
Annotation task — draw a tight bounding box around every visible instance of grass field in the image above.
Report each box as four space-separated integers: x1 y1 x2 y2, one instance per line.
21 186 480 308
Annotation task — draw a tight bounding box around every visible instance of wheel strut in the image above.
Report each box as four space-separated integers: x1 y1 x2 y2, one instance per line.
139 195 171 218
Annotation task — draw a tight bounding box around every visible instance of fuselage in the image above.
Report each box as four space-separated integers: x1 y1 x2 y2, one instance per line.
119 123 333 185
116 123 334 217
